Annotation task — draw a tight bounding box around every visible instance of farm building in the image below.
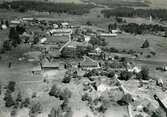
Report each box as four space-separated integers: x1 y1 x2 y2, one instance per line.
99 33 118 37
40 59 59 70
48 29 72 36
80 56 100 70
61 41 92 58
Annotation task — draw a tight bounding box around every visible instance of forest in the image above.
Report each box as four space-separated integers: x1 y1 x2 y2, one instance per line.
90 0 149 7
108 23 167 35
120 23 167 35
102 7 167 20
0 1 95 15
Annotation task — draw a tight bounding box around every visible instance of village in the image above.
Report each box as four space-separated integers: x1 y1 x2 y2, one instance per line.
0 5 167 117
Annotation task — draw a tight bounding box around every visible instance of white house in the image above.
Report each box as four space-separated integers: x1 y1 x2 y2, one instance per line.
99 33 118 37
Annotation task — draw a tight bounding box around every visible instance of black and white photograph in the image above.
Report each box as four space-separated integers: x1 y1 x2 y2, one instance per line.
0 0 167 117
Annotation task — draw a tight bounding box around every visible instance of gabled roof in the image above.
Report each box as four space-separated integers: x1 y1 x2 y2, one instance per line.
80 56 99 67
67 41 92 48
41 58 59 68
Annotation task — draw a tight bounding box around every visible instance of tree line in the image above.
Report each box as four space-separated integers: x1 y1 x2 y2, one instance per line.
108 23 167 35
0 1 95 15
120 23 167 35
102 7 167 20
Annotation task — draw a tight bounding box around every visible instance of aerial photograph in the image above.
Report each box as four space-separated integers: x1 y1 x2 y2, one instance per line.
0 0 167 117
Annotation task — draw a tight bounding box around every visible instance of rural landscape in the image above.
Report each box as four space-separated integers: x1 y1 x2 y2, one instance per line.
0 0 167 117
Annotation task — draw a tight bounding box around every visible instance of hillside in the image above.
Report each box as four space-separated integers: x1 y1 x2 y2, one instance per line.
1 0 167 8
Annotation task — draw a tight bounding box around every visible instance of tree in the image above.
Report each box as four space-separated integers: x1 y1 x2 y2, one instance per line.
5 20 9 27
152 108 166 117
5 93 15 107
48 107 57 117
16 25 25 34
137 67 149 80
30 102 43 114
16 91 22 102
21 97 30 108
49 84 61 98
9 27 21 47
86 21 92 26
3 40 11 51
141 40 150 48
64 107 73 117
7 81 16 92
0 83 1 95
107 71 115 79
117 94 133 105
10 108 17 117
119 71 132 81
62 75 71 84
59 88 72 100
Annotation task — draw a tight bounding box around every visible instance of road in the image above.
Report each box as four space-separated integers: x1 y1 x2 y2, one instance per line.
58 33 72 53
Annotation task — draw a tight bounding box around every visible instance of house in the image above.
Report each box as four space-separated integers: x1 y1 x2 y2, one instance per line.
48 29 72 36
32 65 42 75
61 41 92 58
112 29 121 34
40 59 59 70
154 94 167 112
61 22 70 28
10 20 21 27
99 33 118 37
126 62 141 73
1 24 7 30
80 56 100 70
53 24 59 29
84 35 91 42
